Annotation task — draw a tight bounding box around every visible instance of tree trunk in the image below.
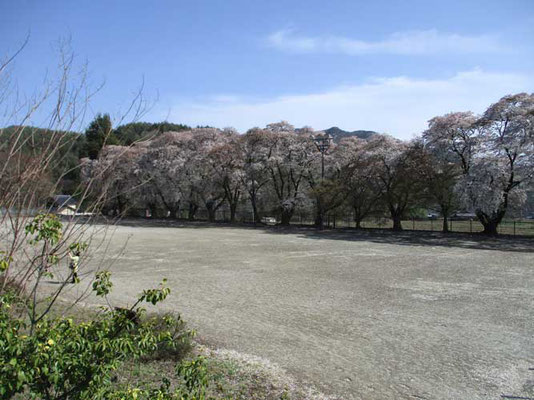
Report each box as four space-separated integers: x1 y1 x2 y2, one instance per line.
314 197 325 229
157 192 179 219
280 209 293 226
117 197 126 217
228 198 239 223
224 184 240 223
389 203 404 231
392 215 403 231
476 210 503 236
205 200 217 222
188 202 198 220
205 197 225 222
442 216 449 233
148 203 157 218
439 203 451 233
250 196 260 224
230 202 237 223
207 208 216 222
161 198 180 219
481 221 499 235
353 205 365 229
314 212 324 230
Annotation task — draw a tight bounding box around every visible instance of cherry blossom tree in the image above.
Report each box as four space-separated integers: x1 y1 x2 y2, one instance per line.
77 93 533 235
239 128 272 223
206 130 244 222
423 112 478 174
366 135 426 230
463 93 533 234
307 132 346 229
424 93 534 235
186 128 228 222
422 112 481 231
83 144 147 216
139 131 192 218
263 122 317 225
142 128 226 221
415 136 461 232
338 137 381 228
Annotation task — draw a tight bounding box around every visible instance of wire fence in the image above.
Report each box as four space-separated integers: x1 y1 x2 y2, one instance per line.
289 214 534 237
126 207 534 237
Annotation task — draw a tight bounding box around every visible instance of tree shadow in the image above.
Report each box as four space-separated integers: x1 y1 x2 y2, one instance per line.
292 228 534 253
96 217 534 253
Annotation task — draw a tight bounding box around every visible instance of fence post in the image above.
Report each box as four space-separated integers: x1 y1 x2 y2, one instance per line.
450 219 453 232
430 219 433 232
333 214 336 229
514 221 516 236
470 219 472 233
412 217 415 230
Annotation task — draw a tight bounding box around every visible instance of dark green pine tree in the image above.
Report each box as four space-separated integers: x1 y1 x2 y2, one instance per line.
84 113 118 159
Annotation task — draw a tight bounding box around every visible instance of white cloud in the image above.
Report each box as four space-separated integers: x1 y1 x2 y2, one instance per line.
267 29 503 55
163 69 534 139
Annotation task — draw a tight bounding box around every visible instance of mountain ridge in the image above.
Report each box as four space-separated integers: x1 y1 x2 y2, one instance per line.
323 126 377 142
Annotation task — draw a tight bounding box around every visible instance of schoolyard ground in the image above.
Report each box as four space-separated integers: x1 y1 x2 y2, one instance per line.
55 222 534 400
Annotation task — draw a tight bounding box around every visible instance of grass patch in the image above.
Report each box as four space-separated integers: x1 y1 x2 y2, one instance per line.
139 312 194 362
16 299 335 399
115 344 336 400
197 346 336 400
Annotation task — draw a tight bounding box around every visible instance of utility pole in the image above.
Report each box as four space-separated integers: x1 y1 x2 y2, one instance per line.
311 133 333 230
312 133 333 179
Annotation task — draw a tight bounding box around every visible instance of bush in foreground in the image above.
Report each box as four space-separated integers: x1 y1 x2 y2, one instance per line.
0 214 206 400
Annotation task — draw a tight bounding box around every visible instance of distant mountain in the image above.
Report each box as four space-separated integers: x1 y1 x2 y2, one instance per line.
323 127 377 142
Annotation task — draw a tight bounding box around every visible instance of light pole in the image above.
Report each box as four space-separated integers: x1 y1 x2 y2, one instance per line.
312 133 333 230
312 133 332 179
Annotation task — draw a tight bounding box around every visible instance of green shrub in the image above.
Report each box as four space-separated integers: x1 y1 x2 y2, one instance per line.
141 312 194 362
0 214 207 400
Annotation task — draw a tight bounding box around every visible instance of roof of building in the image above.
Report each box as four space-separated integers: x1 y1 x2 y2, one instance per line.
51 195 77 208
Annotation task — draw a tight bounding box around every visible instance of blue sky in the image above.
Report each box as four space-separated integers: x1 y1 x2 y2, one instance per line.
1 0 533 139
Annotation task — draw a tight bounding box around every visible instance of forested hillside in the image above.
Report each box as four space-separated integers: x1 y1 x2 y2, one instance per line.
324 126 377 142
0 121 191 193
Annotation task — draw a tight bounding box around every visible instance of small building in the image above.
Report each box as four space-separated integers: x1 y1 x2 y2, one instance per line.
48 195 78 216
451 212 477 220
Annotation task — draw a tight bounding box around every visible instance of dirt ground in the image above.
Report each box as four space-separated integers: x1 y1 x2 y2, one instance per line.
55 222 534 400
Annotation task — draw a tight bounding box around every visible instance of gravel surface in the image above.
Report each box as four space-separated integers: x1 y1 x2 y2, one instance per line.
53 223 534 399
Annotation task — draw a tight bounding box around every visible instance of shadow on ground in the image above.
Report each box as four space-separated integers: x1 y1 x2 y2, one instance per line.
293 228 534 253
82 217 534 253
